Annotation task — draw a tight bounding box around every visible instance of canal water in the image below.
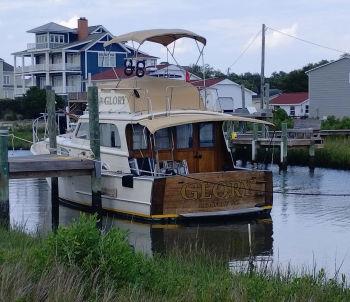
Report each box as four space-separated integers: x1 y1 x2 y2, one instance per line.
9 150 350 277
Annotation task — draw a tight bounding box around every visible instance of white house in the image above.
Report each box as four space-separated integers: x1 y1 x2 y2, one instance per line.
269 92 309 117
190 78 256 112
0 58 14 99
148 64 201 80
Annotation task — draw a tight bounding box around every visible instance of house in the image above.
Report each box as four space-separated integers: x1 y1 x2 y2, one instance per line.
11 17 155 99
190 78 256 112
306 55 350 119
149 63 201 80
269 92 309 117
0 58 14 99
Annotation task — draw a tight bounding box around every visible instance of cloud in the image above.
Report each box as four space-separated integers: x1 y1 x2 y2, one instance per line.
266 23 298 49
58 15 79 28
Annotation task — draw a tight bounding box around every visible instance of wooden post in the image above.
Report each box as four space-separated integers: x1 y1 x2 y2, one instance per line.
46 86 59 232
280 122 288 171
0 128 9 228
88 86 102 227
309 140 315 171
252 124 259 163
241 84 246 109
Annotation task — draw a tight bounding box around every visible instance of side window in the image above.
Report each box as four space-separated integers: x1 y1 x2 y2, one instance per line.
199 123 214 147
176 124 193 149
75 122 90 139
100 123 121 148
290 106 295 116
132 124 148 150
155 128 170 150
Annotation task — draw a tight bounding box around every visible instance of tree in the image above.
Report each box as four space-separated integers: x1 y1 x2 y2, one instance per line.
272 108 293 130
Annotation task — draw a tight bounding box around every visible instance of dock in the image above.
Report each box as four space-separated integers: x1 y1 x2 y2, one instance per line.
230 123 324 171
0 86 102 231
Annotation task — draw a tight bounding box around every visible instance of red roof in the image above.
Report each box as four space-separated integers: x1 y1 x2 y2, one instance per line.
190 78 224 89
269 92 308 105
91 68 132 81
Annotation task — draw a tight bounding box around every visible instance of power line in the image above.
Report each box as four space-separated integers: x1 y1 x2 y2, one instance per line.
267 26 349 54
228 29 262 69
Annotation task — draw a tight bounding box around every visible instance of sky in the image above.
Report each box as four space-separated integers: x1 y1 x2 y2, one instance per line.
1 0 350 75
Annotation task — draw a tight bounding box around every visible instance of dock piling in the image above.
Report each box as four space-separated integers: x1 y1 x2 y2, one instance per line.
88 86 102 227
252 124 259 163
0 128 9 228
46 86 59 231
279 123 288 171
309 140 315 171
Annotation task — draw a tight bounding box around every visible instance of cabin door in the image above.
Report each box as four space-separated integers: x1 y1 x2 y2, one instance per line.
195 122 217 172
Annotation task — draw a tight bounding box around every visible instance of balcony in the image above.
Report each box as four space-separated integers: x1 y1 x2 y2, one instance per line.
27 42 63 50
52 86 81 94
15 63 80 73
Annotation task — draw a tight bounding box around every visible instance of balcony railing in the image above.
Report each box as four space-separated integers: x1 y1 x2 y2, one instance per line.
27 42 63 50
15 63 80 73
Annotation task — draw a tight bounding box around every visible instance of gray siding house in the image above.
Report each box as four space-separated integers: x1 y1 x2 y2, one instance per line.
0 58 14 99
307 56 350 118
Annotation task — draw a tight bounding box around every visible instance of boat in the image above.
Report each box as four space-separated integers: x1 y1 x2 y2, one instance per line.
31 29 274 222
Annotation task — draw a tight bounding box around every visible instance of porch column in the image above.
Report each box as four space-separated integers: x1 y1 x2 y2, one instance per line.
62 72 66 94
45 51 50 86
21 56 25 95
13 55 17 97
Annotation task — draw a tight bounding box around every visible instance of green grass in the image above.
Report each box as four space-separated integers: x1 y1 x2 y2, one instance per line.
0 215 349 301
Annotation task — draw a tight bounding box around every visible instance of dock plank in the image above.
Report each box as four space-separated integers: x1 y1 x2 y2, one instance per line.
9 155 94 179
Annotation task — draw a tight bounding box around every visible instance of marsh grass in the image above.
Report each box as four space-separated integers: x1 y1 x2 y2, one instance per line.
0 215 350 301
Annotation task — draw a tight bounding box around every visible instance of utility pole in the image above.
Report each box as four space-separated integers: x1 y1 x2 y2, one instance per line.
260 23 266 110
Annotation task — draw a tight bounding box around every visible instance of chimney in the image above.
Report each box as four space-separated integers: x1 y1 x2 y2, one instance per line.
77 17 88 41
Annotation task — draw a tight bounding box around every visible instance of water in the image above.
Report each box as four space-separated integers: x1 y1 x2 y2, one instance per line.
8 150 350 276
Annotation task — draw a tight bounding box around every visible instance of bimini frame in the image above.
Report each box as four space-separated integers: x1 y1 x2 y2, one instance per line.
103 29 208 107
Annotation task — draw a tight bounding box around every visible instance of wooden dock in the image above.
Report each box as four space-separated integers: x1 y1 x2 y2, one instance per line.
9 154 95 179
0 85 102 231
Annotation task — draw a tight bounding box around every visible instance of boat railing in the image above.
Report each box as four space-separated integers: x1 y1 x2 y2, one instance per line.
32 113 49 144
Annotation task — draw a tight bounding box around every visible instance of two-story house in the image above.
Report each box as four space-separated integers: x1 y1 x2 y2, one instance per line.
12 17 155 99
0 58 14 99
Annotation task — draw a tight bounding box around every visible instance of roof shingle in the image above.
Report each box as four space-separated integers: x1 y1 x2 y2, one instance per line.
269 92 308 105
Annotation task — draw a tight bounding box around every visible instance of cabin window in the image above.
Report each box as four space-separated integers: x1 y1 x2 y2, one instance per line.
155 128 171 150
132 124 148 150
100 123 121 148
176 125 193 148
76 122 90 139
199 123 214 147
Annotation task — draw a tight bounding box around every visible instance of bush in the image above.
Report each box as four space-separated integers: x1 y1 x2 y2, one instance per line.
0 87 64 120
321 116 350 130
272 108 293 130
38 215 153 287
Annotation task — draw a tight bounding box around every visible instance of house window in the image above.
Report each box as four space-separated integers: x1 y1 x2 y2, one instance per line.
50 34 65 44
290 106 295 116
3 75 10 85
98 52 116 67
36 34 47 44
305 105 309 115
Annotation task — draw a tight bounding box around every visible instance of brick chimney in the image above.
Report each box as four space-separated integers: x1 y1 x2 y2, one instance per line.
77 17 88 41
